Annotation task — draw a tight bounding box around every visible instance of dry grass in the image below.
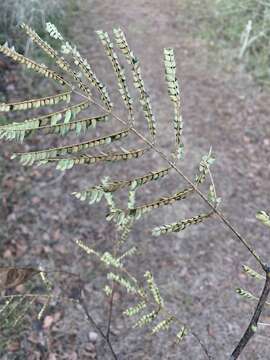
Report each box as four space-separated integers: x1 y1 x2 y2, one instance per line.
0 0 68 51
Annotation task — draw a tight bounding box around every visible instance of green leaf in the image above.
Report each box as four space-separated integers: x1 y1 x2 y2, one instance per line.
176 326 188 343
256 211 270 227
64 109 72 123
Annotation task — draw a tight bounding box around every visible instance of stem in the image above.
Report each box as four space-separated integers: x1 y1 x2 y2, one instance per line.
106 285 115 339
107 230 119 339
190 330 213 360
79 297 118 360
230 271 270 359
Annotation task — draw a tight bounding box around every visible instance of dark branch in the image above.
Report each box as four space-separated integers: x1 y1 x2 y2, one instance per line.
79 296 118 360
230 270 270 359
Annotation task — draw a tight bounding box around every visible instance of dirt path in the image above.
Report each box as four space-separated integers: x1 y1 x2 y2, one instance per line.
1 1 270 359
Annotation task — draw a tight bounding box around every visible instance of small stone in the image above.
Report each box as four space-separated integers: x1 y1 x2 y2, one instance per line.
88 331 98 343
263 138 270 146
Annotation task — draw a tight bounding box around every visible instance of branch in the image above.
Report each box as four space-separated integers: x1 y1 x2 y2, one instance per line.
190 330 213 360
39 49 267 359
106 285 115 339
71 86 266 271
69 80 269 360
230 270 270 359
79 296 118 360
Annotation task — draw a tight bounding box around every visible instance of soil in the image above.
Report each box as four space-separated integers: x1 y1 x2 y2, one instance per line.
1 0 270 359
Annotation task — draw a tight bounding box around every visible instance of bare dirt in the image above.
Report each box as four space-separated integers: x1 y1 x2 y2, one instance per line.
1 0 270 359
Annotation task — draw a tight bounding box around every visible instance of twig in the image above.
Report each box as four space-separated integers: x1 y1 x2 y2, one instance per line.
190 330 213 360
107 230 119 340
79 296 118 360
258 322 270 326
207 166 218 204
106 284 115 339
230 270 270 359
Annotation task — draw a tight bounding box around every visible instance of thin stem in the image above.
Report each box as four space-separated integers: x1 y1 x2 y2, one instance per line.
208 167 218 203
79 296 118 360
190 330 213 360
1 294 50 299
107 230 119 339
106 284 115 339
230 271 270 359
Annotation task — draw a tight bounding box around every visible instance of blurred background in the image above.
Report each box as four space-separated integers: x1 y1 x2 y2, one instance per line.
0 0 270 359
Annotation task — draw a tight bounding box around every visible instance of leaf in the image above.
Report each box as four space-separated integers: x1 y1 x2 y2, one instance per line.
0 100 90 133
97 30 133 122
164 48 183 158
123 301 147 317
144 271 163 307
46 22 64 40
13 128 130 165
107 272 138 294
242 265 265 281
176 326 188 343
236 288 257 301
133 310 159 328
207 185 221 207
128 186 194 219
114 28 156 140
37 22 112 109
43 147 150 171
73 167 171 202
117 246 137 262
0 103 96 143
0 44 67 86
256 211 270 227
75 239 100 257
0 91 71 112
100 252 123 268
195 148 215 184
21 23 59 60
64 109 72 123
152 211 214 236
103 285 113 296
151 316 175 334
38 297 51 320
0 267 40 291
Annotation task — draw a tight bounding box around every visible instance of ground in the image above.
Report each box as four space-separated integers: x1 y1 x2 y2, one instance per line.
1 0 270 359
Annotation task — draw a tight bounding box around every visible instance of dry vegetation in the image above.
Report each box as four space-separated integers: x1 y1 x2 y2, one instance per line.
0 1 270 359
